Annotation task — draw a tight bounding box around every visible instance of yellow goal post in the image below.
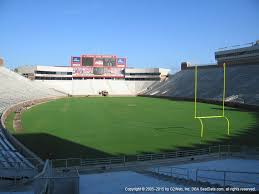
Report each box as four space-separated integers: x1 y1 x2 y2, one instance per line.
194 63 230 138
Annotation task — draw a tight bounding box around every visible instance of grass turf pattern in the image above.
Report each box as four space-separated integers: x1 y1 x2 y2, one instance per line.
8 97 257 159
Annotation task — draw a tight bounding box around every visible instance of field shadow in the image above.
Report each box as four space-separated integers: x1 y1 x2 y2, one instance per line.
11 105 259 161
110 110 259 160
13 110 259 161
13 133 114 160
155 111 259 153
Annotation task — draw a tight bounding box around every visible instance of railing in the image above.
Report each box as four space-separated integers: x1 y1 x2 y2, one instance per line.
52 156 126 168
38 168 80 194
0 161 50 193
0 174 28 187
6 160 80 194
23 160 52 194
1 145 258 193
196 169 259 188
153 166 190 179
51 145 249 169
151 166 259 190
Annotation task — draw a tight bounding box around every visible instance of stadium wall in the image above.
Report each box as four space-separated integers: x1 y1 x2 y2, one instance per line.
35 80 158 96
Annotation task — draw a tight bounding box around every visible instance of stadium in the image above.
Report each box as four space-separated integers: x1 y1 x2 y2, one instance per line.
0 40 259 193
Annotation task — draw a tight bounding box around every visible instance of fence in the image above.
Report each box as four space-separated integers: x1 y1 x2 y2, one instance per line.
51 156 126 169
2 159 79 194
34 160 52 194
153 166 190 179
196 169 259 189
33 169 79 194
151 166 259 190
0 160 51 193
2 145 258 193
51 145 247 169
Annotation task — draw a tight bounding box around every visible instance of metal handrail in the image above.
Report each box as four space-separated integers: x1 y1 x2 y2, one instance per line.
50 145 254 168
152 165 259 189
48 145 259 170
153 166 190 179
22 160 51 194
197 168 259 187
197 168 259 174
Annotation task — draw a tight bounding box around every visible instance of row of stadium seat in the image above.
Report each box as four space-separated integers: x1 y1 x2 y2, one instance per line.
144 64 259 106
0 131 34 169
0 67 63 101
0 66 65 173
36 79 157 96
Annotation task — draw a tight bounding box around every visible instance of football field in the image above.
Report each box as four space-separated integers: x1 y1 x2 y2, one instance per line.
6 97 258 159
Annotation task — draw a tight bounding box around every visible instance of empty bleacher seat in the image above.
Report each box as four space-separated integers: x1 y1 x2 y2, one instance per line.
0 66 65 171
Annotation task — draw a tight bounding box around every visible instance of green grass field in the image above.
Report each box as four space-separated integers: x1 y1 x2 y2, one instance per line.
6 97 259 159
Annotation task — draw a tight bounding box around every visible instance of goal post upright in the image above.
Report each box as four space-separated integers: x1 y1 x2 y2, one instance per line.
194 65 198 118
194 63 230 137
222 63 226 117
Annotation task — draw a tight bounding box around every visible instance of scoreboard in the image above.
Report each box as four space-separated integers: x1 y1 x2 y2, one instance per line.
71 55 126 78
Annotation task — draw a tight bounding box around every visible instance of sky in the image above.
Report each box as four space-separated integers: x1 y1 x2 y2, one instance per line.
0 0 259 72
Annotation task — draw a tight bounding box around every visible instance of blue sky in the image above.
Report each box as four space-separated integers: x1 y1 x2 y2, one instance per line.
1 0 259 71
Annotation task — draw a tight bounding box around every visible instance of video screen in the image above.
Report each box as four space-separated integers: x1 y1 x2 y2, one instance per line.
82 57 94 66
103 58 116 67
